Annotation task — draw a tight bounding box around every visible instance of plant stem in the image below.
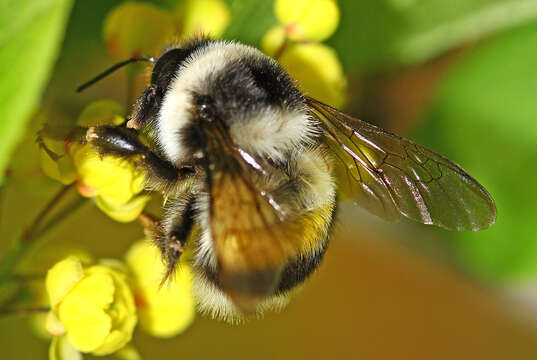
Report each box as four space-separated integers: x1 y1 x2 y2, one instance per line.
273 37 290 60
0 184 82 285
12 273 46 282
0 306 50 317
24 183 75 242
38 195 87 240
0 193 87 315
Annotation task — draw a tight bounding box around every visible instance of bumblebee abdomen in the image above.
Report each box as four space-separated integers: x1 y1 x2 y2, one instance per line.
192 201 335 321
192 148 337 321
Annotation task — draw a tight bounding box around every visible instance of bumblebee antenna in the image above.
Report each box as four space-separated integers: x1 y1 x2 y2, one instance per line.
76 56 156 92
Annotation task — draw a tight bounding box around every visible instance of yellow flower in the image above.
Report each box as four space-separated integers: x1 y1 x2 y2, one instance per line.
274 0 340 42
70 143 150 222
176 0 231 38
73 100 150 222
261 26 287 58
261 0 346 107
76 99 125 127
104 0 230 63
45 256 137 356
39 136 77 185
279 42 347 107
40 100 150 222
72 144 144 204
25 247 93 341
125 240 195 338
103 2 177 60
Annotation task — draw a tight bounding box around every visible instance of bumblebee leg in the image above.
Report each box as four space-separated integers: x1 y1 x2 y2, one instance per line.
85 125 185 184
158 196 197 281
137 196 196 282
138 212 163 243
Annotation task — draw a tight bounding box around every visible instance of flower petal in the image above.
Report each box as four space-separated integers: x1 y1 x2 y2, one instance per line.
126 241 195 338
177 0 231 38
261 26 287 57
67 271 115 309
58 272 115 352
39 137 77 185
125 240 166 288
49 336 83 360
95 194 151 223
77 99 125 127
137 273 196 338
115 344 142 360
46 256 84 308
104 3 177 60
45 312 66 337
275 0 340 41
72 144 143 205
89 266 137 355
279 42 347 107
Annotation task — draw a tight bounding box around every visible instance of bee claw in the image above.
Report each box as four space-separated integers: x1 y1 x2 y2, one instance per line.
126 118 140 130
85 126 99 142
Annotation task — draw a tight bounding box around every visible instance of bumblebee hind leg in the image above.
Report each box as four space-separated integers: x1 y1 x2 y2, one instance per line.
139 195 198 282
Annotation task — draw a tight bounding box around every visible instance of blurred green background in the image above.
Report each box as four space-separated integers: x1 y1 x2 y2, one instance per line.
2 0 537 358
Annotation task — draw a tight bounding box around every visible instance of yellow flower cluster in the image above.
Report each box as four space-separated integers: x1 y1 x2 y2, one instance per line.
40 100 150 223
44 239 195 359
262 0 347 107
104 0 231 60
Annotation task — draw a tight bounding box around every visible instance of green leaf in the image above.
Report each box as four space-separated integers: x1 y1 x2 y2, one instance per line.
415 20 537 281
222 0 277 46
0 0 73 184
329 0 537 71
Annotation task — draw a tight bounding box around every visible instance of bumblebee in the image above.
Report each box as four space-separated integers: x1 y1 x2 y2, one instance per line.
80 37 496 321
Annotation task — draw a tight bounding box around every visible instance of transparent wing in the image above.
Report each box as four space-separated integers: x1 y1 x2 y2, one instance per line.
307 97 496 231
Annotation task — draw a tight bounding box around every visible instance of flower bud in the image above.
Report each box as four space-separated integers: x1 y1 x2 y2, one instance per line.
40 137 77 185
76 99 124 127
104 3 177 59
279 42 347 107
176 0 231 38
275 0 340 41
261 26 287 57
126 240 195 338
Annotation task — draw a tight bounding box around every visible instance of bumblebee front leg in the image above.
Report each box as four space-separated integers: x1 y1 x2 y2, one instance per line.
85 125 187 186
